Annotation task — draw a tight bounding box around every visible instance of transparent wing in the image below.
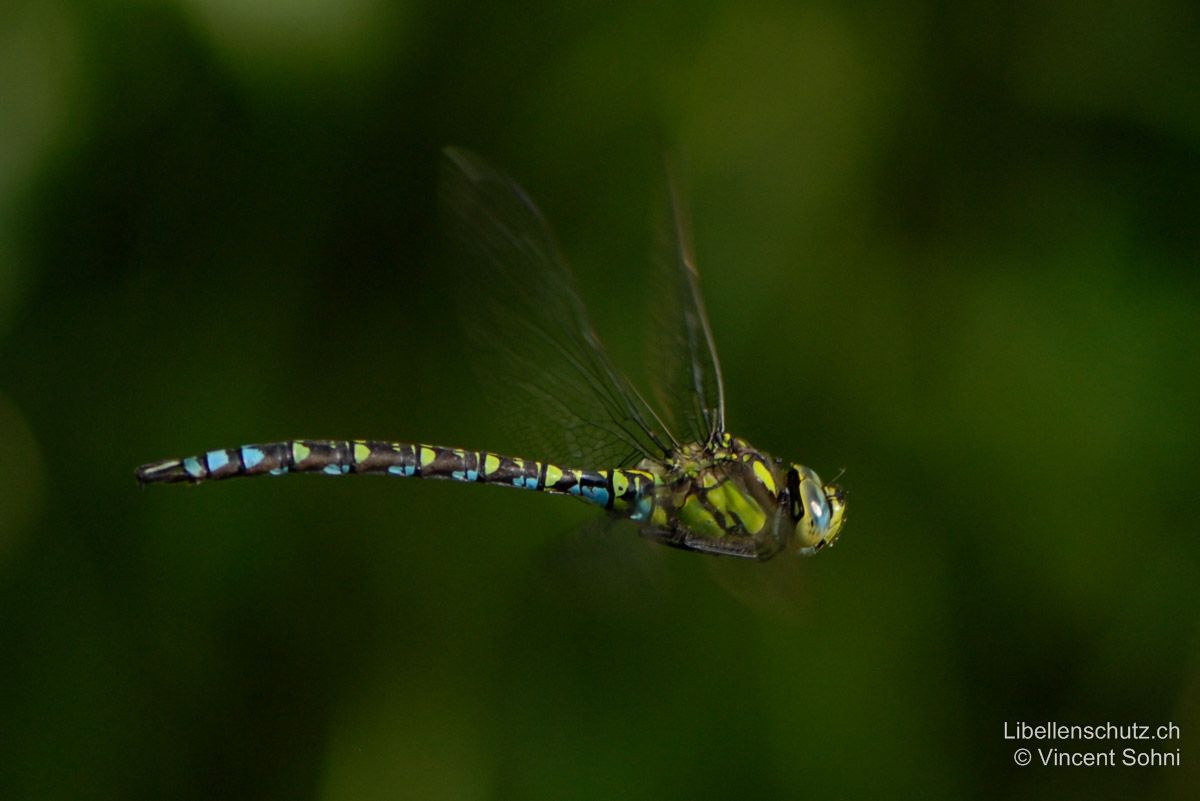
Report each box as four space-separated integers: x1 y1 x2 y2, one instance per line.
646 155 727 447
440 147 677 468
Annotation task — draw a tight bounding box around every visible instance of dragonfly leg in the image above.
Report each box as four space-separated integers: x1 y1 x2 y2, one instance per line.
641 529 782 561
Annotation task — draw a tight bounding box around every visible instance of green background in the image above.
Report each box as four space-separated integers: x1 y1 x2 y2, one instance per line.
2 1 1197 799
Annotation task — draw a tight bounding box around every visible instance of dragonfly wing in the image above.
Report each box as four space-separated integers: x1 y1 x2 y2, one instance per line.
440 147 675 468
646 154 727 448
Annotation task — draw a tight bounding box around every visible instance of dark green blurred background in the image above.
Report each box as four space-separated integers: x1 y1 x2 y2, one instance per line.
2 1 1198 799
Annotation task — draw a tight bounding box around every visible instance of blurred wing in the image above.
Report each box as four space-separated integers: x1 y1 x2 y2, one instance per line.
440 147 676 468
646 155 727 447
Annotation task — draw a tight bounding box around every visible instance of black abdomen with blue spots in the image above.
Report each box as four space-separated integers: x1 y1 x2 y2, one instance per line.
136 439 658 517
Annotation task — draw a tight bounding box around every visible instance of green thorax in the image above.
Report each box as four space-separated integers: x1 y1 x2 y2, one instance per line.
637 434 784 542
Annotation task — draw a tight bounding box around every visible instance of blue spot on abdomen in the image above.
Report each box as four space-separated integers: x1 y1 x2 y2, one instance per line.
206 450 229 471
241 447 264 470
581 485 610 507
631 495 653 521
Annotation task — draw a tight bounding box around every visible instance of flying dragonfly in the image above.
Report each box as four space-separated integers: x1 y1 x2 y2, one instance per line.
137 148 846 560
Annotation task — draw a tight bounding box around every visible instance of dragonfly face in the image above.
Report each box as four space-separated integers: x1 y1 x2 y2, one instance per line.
786 465 847 555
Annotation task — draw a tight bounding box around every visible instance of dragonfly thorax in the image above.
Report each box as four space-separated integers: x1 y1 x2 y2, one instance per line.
622 436 789 558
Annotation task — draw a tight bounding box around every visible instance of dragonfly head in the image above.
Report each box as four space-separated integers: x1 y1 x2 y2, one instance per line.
785 465 846 555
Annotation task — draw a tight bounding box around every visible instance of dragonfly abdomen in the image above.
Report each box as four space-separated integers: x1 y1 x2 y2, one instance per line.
136 439 658 516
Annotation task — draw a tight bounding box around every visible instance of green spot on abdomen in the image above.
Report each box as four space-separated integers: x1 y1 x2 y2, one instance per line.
419 447 436 467
292 441 311 463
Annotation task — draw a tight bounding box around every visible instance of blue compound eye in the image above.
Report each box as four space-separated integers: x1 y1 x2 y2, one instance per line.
787 466 830 525
802 479 830 529
788 464 844 554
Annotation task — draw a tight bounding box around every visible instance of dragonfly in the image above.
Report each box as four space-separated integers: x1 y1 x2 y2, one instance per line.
137 148 846 560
